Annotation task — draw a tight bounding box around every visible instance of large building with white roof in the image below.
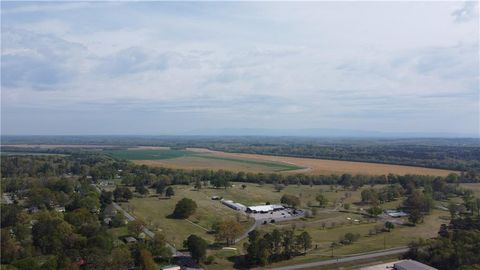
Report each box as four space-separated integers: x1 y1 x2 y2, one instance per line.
246 204 285 213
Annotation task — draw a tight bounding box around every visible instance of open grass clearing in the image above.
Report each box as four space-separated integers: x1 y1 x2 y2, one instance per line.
122 185 254 248
459 183 480 198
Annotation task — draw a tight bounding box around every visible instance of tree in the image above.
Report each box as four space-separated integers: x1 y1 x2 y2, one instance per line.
172 198 197 219
244 230 269 266
215 220 243 245
341 232 360 244
343 203 350 210
315 193 329 208
194 178 202 190
339 174 352 189
165 187 175 198
32 213 76 255
1 204 21 227
1 229 21 264
408 209 424 225
109 246 133 270
385 221 395 232
281 194 300 208
184 235 208 263
111 212 125 227
149 232 172 258
241 184 247 189
282 229 296 258
113 187 133 202
135 185 149 195
296 231 312 253
100 191 113 206
156 182 166 195
65 208 101 237
448 202 460 219
139 249 157 270
274 183 285 192
128 219 145 237
404 190 433 214
271 229 283 255
361 189 379 205
367 206 382 217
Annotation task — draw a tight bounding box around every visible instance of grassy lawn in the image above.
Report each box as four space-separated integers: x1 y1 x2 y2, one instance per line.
459 183 480 198
264 209 448 269
122 185 254 248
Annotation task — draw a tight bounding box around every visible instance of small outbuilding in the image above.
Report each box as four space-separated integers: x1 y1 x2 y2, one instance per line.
123 236 138 244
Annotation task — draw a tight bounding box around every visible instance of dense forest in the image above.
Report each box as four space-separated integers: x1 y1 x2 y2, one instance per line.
2 136 480 172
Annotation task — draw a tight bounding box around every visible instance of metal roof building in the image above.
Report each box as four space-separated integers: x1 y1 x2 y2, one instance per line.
246 204 284 213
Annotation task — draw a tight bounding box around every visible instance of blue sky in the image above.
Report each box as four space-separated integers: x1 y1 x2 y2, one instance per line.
1 1 479 136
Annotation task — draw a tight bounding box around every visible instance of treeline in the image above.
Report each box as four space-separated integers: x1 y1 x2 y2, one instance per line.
243 229 312 266
2 155 478 198
2 136 480 172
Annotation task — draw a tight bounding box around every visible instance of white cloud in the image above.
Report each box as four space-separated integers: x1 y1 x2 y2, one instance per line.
1 1 478 135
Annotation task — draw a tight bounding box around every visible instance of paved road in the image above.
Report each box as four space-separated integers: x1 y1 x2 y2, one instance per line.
235 219 262 243
235 211 305 243
268 247 408 270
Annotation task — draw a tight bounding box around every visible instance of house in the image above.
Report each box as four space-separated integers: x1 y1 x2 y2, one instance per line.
161 265 181 270
55 206 66 213
103 217 112 225
123 236 138 244
385 209 408 218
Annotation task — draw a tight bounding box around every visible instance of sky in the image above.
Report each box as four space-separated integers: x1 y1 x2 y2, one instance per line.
1 1 479 136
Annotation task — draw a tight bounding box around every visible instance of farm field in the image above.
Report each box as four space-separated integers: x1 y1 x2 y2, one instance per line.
187 148 456 176
116 147 456 176
107 148 304 173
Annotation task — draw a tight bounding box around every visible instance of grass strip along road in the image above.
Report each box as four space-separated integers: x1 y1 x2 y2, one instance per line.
268 247 408 270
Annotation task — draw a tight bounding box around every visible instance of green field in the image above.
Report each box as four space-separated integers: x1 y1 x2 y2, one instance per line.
121 185 255 248
106 149 304 172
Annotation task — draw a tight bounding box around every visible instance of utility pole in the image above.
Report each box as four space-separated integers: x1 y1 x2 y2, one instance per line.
384 234 386 249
